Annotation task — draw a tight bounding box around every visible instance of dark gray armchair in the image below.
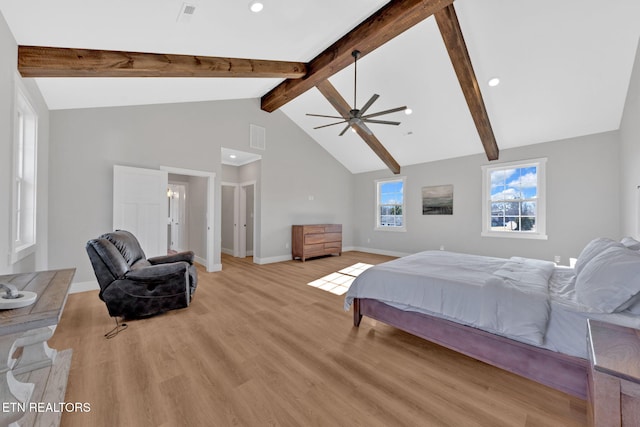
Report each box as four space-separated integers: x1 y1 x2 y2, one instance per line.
86 230 197 319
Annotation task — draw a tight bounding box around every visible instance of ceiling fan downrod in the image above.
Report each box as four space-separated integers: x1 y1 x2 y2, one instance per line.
352 50 360 111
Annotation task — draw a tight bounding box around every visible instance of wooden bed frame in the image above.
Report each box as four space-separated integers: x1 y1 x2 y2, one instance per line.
352 298 589 399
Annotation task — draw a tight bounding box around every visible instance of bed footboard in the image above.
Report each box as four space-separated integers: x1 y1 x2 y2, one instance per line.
352 298 588 399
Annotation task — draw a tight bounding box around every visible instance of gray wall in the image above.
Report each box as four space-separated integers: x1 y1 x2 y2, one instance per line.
620 40 640 238
353 131 621 264
0 11 50 275
48 98 354 283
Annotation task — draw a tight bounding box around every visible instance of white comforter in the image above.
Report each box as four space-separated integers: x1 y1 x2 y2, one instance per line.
344 251 556 346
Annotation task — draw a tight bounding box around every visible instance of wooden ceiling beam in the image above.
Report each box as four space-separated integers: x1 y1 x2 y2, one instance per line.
434 5 499 160
316 80 401 174
260 0 454 113
17 46 307 78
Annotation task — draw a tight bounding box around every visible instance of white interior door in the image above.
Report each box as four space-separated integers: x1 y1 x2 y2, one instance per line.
113 165 168 258
168 183 187 252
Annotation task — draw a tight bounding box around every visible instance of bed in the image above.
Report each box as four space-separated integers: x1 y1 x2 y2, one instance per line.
344 237 640 399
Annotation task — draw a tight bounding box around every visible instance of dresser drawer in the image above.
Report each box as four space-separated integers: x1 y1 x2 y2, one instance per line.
304 234 326 245
323 233 342 243
303 244 326 255
324 241 342 250
303 226 326 235
324 224 342 233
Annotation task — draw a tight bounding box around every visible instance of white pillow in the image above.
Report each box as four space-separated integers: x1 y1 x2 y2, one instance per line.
575 246 640 313
621 236 640 250
574 238 622 277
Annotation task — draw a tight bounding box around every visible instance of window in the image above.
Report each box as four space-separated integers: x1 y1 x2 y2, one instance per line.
11 77 38 262
481 158 547 240
376 177 406 231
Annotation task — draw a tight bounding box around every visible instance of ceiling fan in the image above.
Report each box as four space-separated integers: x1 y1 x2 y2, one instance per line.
306 50 407 136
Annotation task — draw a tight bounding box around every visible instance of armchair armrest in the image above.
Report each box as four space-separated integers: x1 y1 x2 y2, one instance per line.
148 251 194 265
125 262 188 284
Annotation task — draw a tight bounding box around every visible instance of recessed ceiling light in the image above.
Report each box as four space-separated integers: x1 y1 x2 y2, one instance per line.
404 108 413 115
230 154 237 159
249 1 264 12
488 77 500 87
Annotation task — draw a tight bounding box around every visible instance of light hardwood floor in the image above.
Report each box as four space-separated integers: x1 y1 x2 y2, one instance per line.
50 252 587 426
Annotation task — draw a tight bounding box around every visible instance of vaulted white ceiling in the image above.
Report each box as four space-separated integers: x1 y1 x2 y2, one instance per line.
1 0 639 173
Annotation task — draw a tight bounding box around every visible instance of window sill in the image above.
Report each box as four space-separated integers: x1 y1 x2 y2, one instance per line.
11 243 36 264
481 231 548 240
375 226 407 232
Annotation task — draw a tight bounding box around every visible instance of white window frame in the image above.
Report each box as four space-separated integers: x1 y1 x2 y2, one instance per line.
375 176 406 232
481 158 547 240
11 75 38 263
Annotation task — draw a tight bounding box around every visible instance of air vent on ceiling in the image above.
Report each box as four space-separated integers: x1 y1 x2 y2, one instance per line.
250 124 266 151
177 3 197 23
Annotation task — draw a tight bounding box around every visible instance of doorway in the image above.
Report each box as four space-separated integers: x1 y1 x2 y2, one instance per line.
167 183 187 253
162 166 216 271
114 165 216 271
221 148 261 263
221 182 256 258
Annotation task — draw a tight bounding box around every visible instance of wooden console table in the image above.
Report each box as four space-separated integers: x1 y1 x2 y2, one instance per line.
587 319 640 426
0 269 75 427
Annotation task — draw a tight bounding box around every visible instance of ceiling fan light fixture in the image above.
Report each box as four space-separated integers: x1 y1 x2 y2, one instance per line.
404 108 413 115
249 1 264 13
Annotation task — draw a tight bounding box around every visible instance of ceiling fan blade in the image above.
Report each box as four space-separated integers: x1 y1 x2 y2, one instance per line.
315 80 352 119
306 113 345 119
362 119 401 126
361 106 407 119
313 120 348 130
352 127 400 174
358 94 379 116
339 124 351 136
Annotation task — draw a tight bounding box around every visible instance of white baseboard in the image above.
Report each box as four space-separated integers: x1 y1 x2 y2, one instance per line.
221 248 254 257
70 280 99 294
208 263 222 272
194 255 207 267
349 246 411 258
253 254 292 265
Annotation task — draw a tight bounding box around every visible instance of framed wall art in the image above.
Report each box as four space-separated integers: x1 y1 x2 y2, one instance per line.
422 184 453 215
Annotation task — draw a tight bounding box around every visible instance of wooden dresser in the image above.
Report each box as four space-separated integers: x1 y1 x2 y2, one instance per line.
292 224 342 262
587 319 640 426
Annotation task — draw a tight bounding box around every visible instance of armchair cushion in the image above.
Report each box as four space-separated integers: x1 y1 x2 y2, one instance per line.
86 238 130 287
102 230 147 266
